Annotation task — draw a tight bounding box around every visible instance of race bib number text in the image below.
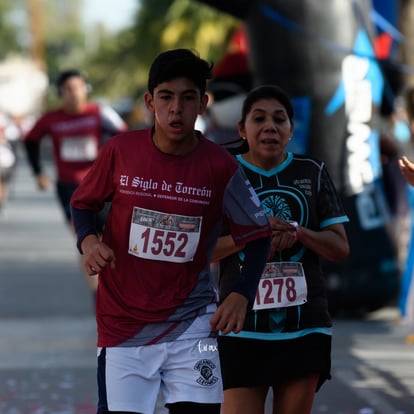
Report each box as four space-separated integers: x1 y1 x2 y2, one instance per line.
253 262 308 310
60 136 97 161
128 207 202 263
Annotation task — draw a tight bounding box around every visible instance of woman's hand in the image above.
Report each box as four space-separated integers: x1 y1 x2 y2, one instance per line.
399 155 414 186
210 292 249 335
268 217 297 256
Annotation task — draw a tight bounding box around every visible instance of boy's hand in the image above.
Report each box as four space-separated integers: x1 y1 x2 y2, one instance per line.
210 292 248 335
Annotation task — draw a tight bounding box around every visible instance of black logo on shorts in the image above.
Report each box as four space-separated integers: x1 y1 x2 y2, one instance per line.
194 359 219 386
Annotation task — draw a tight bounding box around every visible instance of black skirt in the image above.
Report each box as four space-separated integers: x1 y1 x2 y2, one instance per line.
218 333 331 392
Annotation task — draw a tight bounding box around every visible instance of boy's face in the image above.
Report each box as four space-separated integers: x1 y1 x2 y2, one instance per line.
144 77 208 148
60 76 88 112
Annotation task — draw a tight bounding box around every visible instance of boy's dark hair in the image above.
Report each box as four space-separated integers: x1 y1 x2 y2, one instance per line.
239 85 294 126
56 69 87 96
147 49 213 96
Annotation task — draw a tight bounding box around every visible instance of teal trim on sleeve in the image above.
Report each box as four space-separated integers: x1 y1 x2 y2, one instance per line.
320 216 349 228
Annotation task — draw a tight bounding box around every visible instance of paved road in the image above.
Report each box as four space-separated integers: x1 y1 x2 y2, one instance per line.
1 150 414 413
0 150 97 414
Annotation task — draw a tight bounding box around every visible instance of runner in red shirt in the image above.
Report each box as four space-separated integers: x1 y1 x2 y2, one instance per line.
70 49 271 414
24 69 127 295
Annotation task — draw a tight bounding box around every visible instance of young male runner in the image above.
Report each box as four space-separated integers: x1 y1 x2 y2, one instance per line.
70 49 271 414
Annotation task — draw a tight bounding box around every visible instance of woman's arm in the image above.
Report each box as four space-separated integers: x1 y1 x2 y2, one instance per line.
296 223 349 262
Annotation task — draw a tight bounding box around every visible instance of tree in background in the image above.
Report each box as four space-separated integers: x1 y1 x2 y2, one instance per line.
0 0 25 59
86 0 241 103
0 0 241 112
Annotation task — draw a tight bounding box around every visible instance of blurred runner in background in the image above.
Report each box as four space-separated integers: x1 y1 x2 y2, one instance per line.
24 69 127 299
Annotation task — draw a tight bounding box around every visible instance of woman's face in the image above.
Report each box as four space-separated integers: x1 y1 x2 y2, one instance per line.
239 98 293 169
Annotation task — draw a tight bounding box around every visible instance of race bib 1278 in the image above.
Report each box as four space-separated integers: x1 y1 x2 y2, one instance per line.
253 261 308 310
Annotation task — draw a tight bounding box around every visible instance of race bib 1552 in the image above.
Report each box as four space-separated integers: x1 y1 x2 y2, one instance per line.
128 207 202 263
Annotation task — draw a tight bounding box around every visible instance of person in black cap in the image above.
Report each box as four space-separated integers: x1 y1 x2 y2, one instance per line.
70 48 271 414
24 68 127 296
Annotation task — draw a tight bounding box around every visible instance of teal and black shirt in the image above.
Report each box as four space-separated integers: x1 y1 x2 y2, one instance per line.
219 152 349 341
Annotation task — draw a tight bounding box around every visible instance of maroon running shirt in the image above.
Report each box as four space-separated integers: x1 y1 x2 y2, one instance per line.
71 128 270 346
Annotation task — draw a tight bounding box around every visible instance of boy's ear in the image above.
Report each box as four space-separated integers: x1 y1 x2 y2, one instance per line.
199 93 209 115
144 92 155 113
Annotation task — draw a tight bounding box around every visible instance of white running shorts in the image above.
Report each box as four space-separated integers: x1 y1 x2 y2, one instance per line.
97 337 223 413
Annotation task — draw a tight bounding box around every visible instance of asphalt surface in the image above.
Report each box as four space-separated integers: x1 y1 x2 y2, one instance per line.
0 148 98 414
1 148 414 414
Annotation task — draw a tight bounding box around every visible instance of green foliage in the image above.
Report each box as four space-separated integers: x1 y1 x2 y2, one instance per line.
0 0 25 58
132 0 239 65
0 0 240 111
86 0 241 101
